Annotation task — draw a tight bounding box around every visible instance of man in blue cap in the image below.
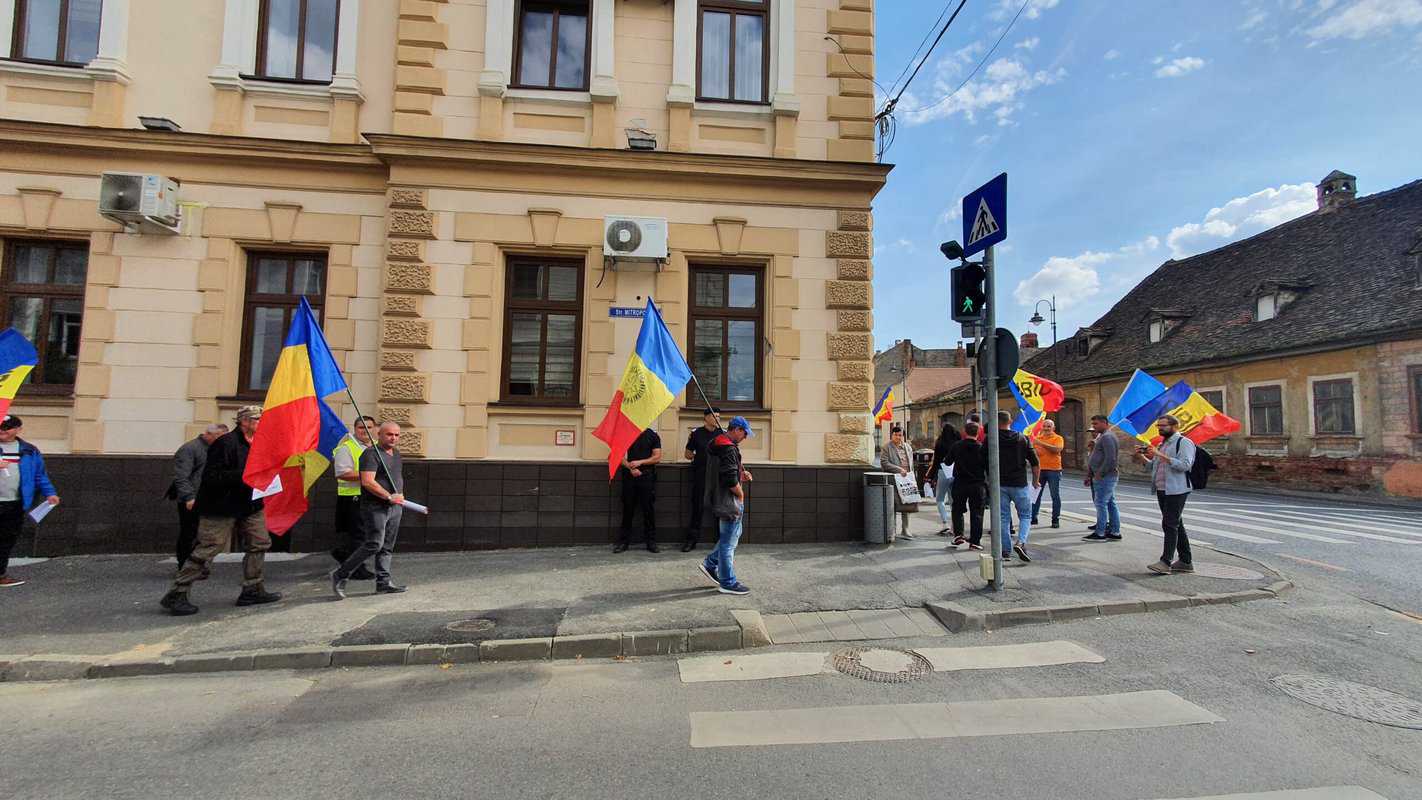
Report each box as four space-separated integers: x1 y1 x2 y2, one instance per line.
697 416 753 595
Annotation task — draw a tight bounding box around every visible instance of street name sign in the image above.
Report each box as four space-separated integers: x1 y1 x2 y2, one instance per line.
609 306 646 318
962 172 1007 258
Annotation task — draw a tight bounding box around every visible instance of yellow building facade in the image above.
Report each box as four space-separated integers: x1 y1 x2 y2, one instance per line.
0 0 889 472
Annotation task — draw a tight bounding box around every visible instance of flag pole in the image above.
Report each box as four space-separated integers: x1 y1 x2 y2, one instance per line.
343 387 397 491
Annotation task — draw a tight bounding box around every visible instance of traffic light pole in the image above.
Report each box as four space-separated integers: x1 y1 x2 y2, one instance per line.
983 245 1004 590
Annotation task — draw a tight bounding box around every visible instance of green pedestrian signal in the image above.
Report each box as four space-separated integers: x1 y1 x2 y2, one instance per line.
951 262 987 323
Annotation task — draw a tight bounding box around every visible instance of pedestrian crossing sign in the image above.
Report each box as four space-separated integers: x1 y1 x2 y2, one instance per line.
962 172 1007 258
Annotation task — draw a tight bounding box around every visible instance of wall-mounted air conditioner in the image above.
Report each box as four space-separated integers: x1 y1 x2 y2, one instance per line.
603 215 668 260
99 172 181 234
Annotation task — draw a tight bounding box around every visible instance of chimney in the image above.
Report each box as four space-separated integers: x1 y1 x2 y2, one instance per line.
954 341 966 366
1316 170 1357 211
1020 332 1039 350
903 338 914 370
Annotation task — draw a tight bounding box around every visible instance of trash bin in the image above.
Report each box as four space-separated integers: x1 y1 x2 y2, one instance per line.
863 471 895 544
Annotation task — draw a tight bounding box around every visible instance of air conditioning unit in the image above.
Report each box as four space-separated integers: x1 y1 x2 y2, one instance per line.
99 172 181 233
603 215 668 260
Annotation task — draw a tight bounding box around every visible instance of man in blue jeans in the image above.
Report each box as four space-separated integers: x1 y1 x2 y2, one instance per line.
996 411 1040 562
697 416 753 595
1083 415 1122 541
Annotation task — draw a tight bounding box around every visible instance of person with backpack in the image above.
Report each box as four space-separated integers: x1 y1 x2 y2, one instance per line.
1135 414 1197 574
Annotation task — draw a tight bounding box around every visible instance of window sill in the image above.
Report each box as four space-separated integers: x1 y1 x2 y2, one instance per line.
235 77 336 100
13 392 75 407
679 406 769 416
488 402 585 414
1309 434 1362 441
0 59 94 82
506 87 593 107
692 101 775 121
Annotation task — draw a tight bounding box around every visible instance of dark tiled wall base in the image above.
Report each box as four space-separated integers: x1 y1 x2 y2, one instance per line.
24 457 872 556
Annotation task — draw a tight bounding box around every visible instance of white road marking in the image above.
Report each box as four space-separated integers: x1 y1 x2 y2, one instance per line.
1173 507 1356 545
1273 553 1349 573
1112 510 1281 544
689 690 1222 748
1151 788 1388 800
915 640 1104 672
1059 511 1221 547
1183 507 1413 545
678 652 829 683
1234 508 1422 539
157 553 310 564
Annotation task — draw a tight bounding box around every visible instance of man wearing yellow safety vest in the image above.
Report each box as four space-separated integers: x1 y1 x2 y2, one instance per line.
331 415 377 580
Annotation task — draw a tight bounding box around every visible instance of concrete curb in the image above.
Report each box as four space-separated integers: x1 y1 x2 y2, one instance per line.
927 581 1292 633
0 610 774 684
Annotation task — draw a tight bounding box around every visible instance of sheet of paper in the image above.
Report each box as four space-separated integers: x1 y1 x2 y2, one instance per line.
28 502 53 524
401 500 429 515
252 474 283 500
1033 483 1045 504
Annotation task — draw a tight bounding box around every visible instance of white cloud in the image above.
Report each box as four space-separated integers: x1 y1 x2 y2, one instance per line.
901 58 1066 126
993 0 1061 21
1014 252 1108 308
1306 0 1422 38
875 238 918 257
974 133 993 146
1015 37 1041 50
1104 48 1121 60
1240 9 1269 29
1151 55 1165 64
1165 183 1317 258
1154 56 1206 77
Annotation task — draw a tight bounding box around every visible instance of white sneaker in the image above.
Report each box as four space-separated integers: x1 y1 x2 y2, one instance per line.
899 531 916 540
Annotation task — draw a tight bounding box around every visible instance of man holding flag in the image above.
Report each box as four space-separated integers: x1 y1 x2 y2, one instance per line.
0 329 57 589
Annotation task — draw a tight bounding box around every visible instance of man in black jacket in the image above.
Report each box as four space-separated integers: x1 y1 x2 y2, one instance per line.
167 423 227 572
945 422 989 550
160 406 281 616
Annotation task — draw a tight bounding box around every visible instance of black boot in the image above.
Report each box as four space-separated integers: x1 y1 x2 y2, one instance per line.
646 538 661 553
235 584 283 606
681 537 697 553
160 589 198 616
613 539 630 553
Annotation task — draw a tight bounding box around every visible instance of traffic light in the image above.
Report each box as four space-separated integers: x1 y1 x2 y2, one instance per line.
951 262 987 323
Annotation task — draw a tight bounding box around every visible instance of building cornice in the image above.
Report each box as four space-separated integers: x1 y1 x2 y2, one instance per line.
363 133 893 196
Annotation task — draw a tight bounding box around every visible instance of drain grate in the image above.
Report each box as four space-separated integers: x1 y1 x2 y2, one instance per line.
1270 673 1422 729
831 647 933 684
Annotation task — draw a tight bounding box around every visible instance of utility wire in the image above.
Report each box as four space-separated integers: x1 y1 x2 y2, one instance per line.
882 0 956 101
901 0 1033 119
877 0 969 121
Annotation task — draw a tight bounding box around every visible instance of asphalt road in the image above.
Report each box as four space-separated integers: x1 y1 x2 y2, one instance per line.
6 573 1420 800
1043 479 1422 618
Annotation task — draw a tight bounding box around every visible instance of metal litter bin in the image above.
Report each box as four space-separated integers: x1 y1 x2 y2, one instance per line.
863 471 895 544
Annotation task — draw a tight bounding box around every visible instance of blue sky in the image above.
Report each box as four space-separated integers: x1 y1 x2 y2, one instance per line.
870 0 1422 352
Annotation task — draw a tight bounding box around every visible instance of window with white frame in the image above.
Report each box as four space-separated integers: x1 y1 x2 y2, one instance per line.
697 0 768 103
253 0 339 83
1256 294 1277 322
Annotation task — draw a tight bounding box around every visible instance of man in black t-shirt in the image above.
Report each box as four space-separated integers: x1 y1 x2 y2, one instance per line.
616 427 663 553
331 421 408 598
681 407 721 552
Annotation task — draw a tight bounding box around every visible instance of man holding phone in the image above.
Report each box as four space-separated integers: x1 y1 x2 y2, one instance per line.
1137 414 1197 575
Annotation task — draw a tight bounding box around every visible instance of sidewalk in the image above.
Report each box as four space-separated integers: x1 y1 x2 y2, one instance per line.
0 507 1286 675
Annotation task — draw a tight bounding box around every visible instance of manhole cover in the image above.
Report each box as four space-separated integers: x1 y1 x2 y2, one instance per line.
1270 674 1422 729
445 618 496 634
831 647 932 684
1189 563 1266 580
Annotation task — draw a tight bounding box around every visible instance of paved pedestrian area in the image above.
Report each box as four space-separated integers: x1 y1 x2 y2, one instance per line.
0 504 1282 664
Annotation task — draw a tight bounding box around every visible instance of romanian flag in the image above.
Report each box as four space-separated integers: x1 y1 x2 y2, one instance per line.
1125 381 1241 446
1007 368 1064 437
243 298 350 534
1108 369 1167 437
872 386 894 425
592 298 694 479
0 329 38 420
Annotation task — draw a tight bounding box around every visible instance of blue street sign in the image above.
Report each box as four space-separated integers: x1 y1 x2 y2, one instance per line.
962 172 1007 258
609 306 646 318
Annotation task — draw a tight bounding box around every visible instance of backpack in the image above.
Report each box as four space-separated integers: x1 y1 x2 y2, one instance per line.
1186 445 1216 490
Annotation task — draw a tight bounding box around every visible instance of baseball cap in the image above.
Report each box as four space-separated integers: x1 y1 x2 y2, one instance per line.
728 416 754 437
235 405 263 421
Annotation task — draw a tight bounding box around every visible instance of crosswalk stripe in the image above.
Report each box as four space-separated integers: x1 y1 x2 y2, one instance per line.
1172 507 1357 545
1183 506 1415 545
689 690 1222 748
1240 507 1422 538
1151 788 1388 800
679 652 828 683
1060 510 1224 546
1112 510 1280 544
915 640 1104 671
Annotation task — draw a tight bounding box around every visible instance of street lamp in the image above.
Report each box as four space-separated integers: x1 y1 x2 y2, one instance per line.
1029 295 1057 346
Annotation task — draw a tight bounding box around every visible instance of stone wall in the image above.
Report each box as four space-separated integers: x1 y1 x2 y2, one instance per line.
20 457 874 557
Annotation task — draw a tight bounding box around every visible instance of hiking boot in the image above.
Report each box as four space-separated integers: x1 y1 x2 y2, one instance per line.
350 565 376 581
160 589 198 616
236 584 282 606
1147 560 1172 575
1171 560 1195 573
331 570 348 600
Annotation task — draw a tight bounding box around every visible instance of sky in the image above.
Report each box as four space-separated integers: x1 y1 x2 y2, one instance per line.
869 0 1422 353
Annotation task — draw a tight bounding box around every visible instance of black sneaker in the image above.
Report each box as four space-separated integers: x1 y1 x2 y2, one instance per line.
331 570 348 600
1105 534 1123 541
1031 518 1040 525
967 542 983 551
681 539 697 553
1082 533 1108 541
236 584 282 606
1013 544 1032 563
350 565 376 581
160 589 198 616
717 582 751 596
697 562 719 587
375 583 408 594
646 540 661 553
613 541 630 554
1050 521 1060 529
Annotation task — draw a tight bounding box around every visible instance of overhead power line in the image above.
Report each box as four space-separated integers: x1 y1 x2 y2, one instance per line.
877 0 970 121
902 0 1033 120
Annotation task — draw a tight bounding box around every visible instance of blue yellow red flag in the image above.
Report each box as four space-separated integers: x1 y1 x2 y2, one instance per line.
0 328 38 420
1127 381 1241 446
1009 369 1065 415
242 297 350 534
1108 369 1168 437
872 385 894 424
592 298 694 478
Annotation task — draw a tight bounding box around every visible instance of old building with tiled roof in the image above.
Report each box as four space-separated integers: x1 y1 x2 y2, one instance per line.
929 171 1422 498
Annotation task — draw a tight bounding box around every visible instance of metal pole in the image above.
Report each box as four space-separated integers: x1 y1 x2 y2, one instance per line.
983 245 1003 590
1050 293 1058 346
344 388 396 491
